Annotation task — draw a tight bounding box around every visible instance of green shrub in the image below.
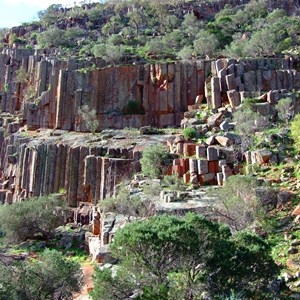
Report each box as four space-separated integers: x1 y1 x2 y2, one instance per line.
275 97 293 123
177 46 193 60
16 67 28 83
37 27 67 48
208 175 259 231
91 213 278 299
123 100 144 115
145 38 167 55
0 249 82 300
183 127 196 140
92 43 125 65
193 30 219 58
141 144 169 178
78 104 99 134
0 195 66 243
291 114 300 152
99 183 153 221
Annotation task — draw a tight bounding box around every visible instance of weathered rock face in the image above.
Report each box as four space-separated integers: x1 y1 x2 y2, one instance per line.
0 49 210 131
209 57 300 110
0 49 300 215
2 49 300 134
0 129 170 206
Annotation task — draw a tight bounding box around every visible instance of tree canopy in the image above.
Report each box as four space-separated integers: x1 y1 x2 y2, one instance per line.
91 213 279 300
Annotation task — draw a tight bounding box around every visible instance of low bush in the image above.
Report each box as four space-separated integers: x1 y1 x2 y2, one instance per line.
183 127 196 140
123 100 144 115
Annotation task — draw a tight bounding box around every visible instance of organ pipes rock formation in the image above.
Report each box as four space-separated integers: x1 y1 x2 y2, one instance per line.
0 48 300 207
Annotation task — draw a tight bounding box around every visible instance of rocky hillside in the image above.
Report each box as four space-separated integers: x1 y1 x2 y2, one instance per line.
0 0 300 299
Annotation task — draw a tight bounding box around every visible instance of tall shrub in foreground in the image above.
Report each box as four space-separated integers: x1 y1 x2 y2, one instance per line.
91 213 279 300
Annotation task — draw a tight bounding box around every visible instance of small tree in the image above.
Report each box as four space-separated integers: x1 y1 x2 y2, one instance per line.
78 104 99 135
193 30 219 58
37 27 67 48
145 38 167 55
140 144 169 178
16 67 28 83
208 175 259 231
177 46 194 60
233 106 270 154
92 43 124 65
0 195 66 243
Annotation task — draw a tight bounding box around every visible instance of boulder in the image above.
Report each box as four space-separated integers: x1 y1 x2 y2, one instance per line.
223 132 241 144
206 136 216 146
211 73 222 107
215 136 232 147
95 245 117 264
253 149 272 165
292 205 300 216
207 112 224 128
255 187 278 210
196 145 206 158
277 191 292 207
220 120 234 131
217 172 224 186
199 173 215 183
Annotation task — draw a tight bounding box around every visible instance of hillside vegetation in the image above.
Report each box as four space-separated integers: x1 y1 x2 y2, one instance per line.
1 0 300 64
0 0 300 299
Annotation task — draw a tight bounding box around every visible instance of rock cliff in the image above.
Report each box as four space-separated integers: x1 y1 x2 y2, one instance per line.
0 47 300 208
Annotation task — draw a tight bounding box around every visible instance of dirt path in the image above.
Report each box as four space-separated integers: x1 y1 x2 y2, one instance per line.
74 263 94 300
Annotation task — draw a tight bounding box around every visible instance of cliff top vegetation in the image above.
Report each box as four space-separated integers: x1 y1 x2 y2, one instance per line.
1 0 300 64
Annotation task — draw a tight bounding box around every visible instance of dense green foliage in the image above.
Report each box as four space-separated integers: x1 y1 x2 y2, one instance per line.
0 249 82 300
233 99 270 153
3 0 300 63
0 195 66 243
91 213 278 299
140 144 169 178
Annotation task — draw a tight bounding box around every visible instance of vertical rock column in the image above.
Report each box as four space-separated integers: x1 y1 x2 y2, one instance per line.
211 77 222 109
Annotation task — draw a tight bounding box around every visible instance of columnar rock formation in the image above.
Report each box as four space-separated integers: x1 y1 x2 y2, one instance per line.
0 48 300 207
1 49 300 134
208 57 300 110
0 129 154 206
